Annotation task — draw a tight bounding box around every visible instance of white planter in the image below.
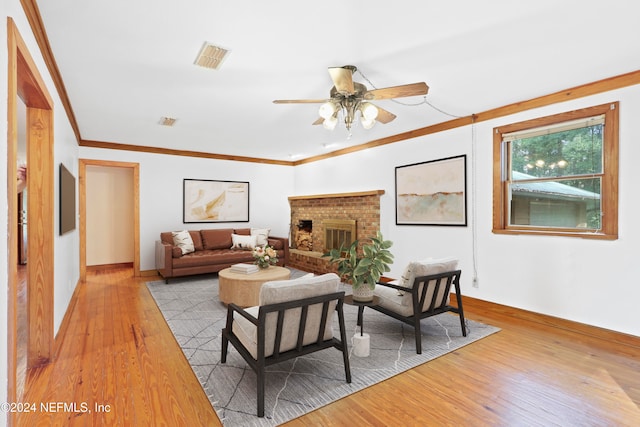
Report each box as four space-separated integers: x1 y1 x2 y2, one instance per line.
352 284 374 302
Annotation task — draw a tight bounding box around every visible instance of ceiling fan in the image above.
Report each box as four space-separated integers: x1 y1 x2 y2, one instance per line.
273 65 429 131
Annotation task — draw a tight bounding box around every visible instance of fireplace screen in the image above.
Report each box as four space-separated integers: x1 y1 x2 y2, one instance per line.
322 219 356 252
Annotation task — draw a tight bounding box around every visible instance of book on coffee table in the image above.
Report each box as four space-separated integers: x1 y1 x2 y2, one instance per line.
230 263 259 274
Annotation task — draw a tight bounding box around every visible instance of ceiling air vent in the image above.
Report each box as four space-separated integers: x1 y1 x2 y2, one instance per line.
194 42 230 70
159 117 177 127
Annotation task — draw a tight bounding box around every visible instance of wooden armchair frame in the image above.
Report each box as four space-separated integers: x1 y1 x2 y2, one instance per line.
371 270 467 354
221 291 351 417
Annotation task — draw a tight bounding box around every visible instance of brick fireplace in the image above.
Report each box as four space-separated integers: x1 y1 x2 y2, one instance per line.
288 190 384 274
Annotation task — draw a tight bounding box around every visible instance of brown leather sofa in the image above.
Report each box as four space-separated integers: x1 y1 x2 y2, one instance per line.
155 228 289 283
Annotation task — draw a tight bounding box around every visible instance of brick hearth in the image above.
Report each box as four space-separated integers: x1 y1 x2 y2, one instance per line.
288 190 384 274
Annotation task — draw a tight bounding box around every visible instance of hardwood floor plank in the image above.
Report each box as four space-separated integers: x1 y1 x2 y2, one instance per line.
17 268 640 426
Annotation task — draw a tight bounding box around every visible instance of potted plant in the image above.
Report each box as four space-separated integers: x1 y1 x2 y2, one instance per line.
325 231 394 302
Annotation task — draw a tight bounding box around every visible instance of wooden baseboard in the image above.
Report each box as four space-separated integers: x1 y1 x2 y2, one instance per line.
53 279 82 360
140 269 160 277
86 262 133 270
456 293 640 349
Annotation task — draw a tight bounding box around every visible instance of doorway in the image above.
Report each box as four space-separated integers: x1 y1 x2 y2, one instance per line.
7 17 55 416
79 159 140 280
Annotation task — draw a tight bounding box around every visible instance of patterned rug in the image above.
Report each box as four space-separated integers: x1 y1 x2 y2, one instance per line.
146 269 500 426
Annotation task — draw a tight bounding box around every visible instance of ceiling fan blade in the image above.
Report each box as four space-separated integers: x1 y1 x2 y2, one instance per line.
375 106 397 124
273 99 328 104
312 117 324 125
328 67 355 95
364 82 429 100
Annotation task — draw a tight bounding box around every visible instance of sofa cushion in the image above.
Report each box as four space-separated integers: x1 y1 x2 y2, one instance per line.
251 228 271 246
161 231 203 251
172 247 183 258
190 231 204 251
233 228 251 236
231 233 257 250
267 238 283 250
201 228 234 250
172 230 195 255
233 273 340 359
172 249 254 268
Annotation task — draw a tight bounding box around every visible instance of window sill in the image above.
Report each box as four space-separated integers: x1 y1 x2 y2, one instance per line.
492 228 617 240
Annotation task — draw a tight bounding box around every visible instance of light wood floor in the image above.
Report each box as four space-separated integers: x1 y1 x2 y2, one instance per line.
18 267 640 426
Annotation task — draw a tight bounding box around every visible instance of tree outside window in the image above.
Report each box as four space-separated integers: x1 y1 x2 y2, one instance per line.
493 102 618 239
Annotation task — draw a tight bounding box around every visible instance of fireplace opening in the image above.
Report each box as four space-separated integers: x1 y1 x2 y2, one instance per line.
323 219 356 252
295 219 313 251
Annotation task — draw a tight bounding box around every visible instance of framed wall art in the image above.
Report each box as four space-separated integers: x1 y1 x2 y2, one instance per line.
183 179 249 223
395 155 467 226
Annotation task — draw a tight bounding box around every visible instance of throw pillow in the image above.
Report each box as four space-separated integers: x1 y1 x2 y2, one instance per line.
231 233 258 250
251 228 271 246
397 257 459 295
172 230 195 255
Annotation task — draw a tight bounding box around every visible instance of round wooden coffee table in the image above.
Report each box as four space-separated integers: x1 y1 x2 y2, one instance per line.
218 266 290 307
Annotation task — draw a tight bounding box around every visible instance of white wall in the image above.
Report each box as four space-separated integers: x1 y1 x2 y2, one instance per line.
78 147 296 271
294 85 640 338
1 4 81 426
86 165 134 266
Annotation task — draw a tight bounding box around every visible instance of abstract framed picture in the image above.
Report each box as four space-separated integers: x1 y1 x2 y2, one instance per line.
183 179 249 223
395 155 467 226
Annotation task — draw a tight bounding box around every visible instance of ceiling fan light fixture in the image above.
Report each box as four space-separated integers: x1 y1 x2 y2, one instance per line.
319 102 337 119
360 102 378 121
361 116 376 129
323 115 338 130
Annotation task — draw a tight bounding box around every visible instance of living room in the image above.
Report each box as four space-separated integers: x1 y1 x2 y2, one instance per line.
2 1 640 425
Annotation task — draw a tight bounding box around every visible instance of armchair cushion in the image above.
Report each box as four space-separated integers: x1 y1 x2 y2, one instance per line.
376 257 458 316
232 273 340 359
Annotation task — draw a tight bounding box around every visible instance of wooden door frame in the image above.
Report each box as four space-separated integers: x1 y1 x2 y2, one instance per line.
6 17 55 418
79 159 140 281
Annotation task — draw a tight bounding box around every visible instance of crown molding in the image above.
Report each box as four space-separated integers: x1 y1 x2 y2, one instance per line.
20 0 640 165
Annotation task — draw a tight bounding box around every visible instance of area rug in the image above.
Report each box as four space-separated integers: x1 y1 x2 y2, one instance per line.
146 269 499 426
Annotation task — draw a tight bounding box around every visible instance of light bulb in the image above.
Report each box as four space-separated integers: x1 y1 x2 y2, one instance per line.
323 116 338 130
361 117 376 129
360 102 378 121
319 102 337 119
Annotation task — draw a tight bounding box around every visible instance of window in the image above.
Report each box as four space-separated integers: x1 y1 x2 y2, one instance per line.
493 102 618 239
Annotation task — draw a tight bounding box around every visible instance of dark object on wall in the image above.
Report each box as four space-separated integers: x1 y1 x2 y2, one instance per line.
59 163 76 235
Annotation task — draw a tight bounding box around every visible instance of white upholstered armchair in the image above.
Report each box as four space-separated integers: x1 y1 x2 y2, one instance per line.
371 257 467 354
220 272 351 417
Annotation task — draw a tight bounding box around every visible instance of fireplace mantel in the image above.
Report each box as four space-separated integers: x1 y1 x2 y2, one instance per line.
288 189 384 201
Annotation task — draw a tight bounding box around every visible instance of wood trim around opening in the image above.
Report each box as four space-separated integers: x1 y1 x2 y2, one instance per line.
7 18 56 425
79 159 141 281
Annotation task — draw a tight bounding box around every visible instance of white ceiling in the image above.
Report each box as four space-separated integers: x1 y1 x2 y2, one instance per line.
36 0 640 162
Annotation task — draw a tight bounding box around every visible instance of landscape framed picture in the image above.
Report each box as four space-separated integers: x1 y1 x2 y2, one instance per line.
395 155 467 226
183 179 249 223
